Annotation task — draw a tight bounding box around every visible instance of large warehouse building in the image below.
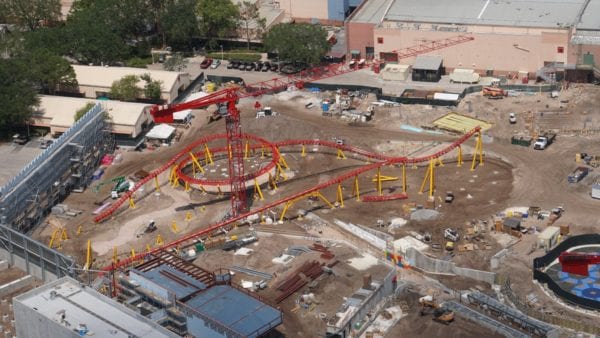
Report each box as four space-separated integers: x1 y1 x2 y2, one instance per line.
347 0 600 76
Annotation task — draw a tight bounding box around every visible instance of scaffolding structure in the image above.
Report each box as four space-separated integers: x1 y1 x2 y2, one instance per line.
0 103 114 233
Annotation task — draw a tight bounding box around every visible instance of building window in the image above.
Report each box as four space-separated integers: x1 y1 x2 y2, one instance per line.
557 46 564 54
377 37 384 44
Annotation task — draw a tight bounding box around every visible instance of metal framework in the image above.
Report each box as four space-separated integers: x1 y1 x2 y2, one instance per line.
392 35 475 60
0 103 113 233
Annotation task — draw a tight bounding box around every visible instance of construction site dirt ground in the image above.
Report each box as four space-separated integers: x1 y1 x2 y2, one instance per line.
28 83 600 336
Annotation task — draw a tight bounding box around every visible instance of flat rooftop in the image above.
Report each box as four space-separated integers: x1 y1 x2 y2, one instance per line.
384 0 586 28
14 277 177 338
350 0 392 24
131 264 207 300
185 285 282 338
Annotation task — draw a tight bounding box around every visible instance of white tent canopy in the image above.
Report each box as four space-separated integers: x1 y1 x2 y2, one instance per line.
146 124 175 140
173 109 193 123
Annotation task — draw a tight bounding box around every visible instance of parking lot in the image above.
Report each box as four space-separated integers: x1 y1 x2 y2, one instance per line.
0 137 45 187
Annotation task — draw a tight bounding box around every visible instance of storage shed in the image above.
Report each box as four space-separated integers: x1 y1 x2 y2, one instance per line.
503 217 521 232
537 226 560 251
381 64 411 81
412 55 443 82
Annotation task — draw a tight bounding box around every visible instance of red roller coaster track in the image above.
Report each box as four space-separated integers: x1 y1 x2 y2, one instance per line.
99 126 481 271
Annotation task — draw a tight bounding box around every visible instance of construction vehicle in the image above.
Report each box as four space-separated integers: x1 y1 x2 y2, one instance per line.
111 178 131 199
419 295 455 324
533 132 556 150
445 241 455 251
567 166 589 183
482 86 506 99
136 220 157 238
444 192 455 203
444 228 459 242
509 112 517 124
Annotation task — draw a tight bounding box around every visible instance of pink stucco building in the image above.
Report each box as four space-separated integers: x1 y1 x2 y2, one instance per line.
346 0 600 76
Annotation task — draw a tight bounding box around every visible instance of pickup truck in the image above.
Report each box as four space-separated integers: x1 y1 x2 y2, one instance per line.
533 133 556 150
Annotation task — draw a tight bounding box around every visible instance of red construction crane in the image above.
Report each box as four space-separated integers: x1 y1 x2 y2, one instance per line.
559 252 600 276
147 34 475 217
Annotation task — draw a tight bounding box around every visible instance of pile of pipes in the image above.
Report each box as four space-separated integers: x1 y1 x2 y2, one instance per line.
274 261 324 303
311 243 335 260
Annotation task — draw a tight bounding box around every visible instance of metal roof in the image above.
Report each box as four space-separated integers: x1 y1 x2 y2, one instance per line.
184 285 282 338
35 95 150 128
412 55 443 70
133 265 207 300
14 277 177 338
384 0 586 28
73 65 185 94
350 0 393 23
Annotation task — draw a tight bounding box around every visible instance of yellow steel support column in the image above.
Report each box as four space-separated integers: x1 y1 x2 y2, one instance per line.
419 160 432 195
48 229 59 248
353 175 360 201
376 167 383 196
76 225 82 235
156 234 164 246
172 220 179 233
336 184 344 208
204 144 214 165
185 212 193 221
436 157 444 167
268 173 278 190
184 181 191 192
337 149 346 159
457 146 463 167
228 144 232 159
470 132 484 171
253 178 264 200
84 240 92 269
276 163 287 181
61 228 68 241
131 248 136 259
217 186 222 196
301 145 306 157
261 146 265 158
429 159 435 198
146 244 151 252
245 141 251 159
112 247 118 265
278 148 290 169
279 201 293 222
402 164 407 193
129 197 136 209
189 152 205 174
154 176 160 191
315 191 335 209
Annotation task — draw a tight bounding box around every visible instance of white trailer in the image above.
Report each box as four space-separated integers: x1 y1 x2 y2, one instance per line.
449 69 480 84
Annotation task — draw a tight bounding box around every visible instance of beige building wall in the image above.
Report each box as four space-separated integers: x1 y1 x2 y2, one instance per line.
279 0 329 21
374 24 571 74
78 79 187 102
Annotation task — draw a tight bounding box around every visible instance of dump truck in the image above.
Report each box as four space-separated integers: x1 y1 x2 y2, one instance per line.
533 132 556 150
419 296 455 325
568 166 589 183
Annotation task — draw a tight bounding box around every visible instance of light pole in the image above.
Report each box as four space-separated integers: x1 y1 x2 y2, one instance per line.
220 45 224 60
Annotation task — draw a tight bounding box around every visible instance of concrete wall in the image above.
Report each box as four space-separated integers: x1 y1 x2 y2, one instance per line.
373 24 571 73
346 21 375 57
0 260 7 270
0 275 33 298
333 219 387 250
490 249 508 270
14 300 80 338
407 248 496 285
0 248 60 282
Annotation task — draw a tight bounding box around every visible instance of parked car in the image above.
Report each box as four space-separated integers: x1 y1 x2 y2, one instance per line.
210 59 221 69
200 58 213 69
245 62 255 71
261 62 271 72
227 60 238 69
254 61 263 71
270 63 279 72
238 61 247 70
12 134 29 145
40 138 53 149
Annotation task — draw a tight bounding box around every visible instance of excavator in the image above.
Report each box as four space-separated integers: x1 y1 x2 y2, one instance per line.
482 86 507 99
419 295 455 325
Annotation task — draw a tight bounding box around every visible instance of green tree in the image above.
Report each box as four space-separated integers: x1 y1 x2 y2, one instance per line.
109 75 141 101
196 0 239 49
74 102 96 122
0 0 61 31
0 59 38 130
238 1 265 50
163 52 188 71
19 48 77 94
64 7 127 64
162 0 199 48
264 23 330 65
140 74 162 101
